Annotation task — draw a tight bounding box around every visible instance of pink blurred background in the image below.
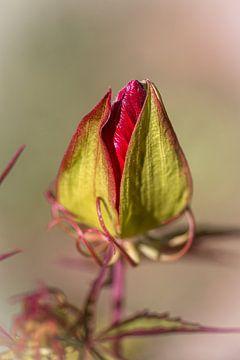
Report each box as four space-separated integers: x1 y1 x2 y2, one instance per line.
0 1 240 358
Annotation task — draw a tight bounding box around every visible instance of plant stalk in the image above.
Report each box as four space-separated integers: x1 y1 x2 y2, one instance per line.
111 257 125 358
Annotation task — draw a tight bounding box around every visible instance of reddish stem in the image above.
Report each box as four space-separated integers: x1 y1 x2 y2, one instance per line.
111 257 125 358
83 246 113 341
0 145 25 185
112 258 125 324
0 249 21 262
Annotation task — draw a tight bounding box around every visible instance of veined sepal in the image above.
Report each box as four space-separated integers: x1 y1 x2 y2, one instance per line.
56 91 119 237
119 80 192 238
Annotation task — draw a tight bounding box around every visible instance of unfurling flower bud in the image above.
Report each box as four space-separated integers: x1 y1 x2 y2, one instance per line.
56 80 192 239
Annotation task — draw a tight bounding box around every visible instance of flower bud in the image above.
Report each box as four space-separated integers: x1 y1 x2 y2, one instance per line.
56 80 192 239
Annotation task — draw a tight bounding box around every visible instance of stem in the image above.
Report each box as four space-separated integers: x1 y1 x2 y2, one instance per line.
0 145 25 185
83 246 113 342
0 249 21 262
111 257 125 358
112 258 125 324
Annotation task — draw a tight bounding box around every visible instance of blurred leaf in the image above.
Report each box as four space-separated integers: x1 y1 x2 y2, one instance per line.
97 311 225 341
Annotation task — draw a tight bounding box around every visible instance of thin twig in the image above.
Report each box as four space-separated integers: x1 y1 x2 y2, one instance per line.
0 249 21 262
0 145 25 185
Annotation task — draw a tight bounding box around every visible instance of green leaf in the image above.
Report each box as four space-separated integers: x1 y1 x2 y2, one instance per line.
57 91 118 236
98 311 208 341
119 81 192 238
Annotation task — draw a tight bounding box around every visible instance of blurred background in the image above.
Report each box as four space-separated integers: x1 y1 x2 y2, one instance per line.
0 0 240 358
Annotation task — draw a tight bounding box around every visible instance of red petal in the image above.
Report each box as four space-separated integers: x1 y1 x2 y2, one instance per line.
102 80 146 210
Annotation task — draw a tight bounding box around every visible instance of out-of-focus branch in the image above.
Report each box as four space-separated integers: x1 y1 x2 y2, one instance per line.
0 145 25 186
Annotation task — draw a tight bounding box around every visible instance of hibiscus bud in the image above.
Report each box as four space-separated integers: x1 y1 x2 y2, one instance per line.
56 80 192 239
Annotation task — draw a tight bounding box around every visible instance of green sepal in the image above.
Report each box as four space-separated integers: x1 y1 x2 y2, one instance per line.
57 91 118 237
119 80 192 238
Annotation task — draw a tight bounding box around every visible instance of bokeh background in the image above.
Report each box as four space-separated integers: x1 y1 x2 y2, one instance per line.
0 0 240 359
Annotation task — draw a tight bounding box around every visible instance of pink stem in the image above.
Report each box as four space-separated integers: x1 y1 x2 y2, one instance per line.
0 145 25 185
0 249 21 261
111 258 125 357
83 245 114 341
112 258 125 324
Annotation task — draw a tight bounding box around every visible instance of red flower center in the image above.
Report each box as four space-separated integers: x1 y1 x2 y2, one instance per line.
102 80 146 211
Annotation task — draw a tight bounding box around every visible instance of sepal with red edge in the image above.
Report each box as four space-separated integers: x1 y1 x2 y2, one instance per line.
57 91 119 237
